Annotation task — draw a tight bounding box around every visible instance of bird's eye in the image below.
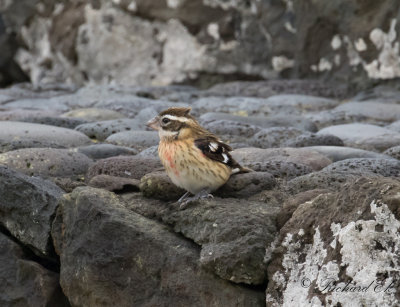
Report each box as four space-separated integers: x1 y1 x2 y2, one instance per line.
162 117 170 124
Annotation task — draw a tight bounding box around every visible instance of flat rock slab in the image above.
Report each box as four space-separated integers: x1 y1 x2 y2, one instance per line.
303 146 393 162
263 94 339 111
0 233 69 307
87 156 162 181
317 123 400 152
200 112 317 132
76 143 138 160
232 147 332 171
52 187 264 306
20 116 88 129
0 148 94 178
334 101 400 122
3 98 70 112
0 165 64 255
0 121 92 153
61 108 125 121
0 109 60 121
267 177 400 306
75 118 145 141
106 131 159 150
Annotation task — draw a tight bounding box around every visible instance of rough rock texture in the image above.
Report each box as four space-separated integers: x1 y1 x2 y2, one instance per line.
20 116 88 129
61 108 125 121
140 171 186 201
0 121 92 153
267 177 400 306
0 148 93 178
285 133 344 148
303 146 393 162
0 233 69 307
87 156 162 181
0 165 64 256
88 174 140 193
318 123 400 152
232 147 332 171
106 131 159 151
384 145 400 160
52 187 265 306
251 127 303 148
76 143 138 160
241 161 313 179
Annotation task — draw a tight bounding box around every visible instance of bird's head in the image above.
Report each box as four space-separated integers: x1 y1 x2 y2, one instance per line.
147 107 202 140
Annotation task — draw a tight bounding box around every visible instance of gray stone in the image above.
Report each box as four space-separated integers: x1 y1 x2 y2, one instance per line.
200 112 317 132
216 172 276 198
161 197 280 285
76 143 138 160
203 120 261 138
267 177 400 306
250 127 303 148
87 156 162 181
20 116 88 129
241 161 313 179
0 108 59 121
52 187 264 306
334 101 400 122
3 98 70 112
351 86 400 104
88 175 140 193
305 146 395 162
61 108 125 121
0 233 69 307
284 133 344 147
140 171 186 201
386 120 400 133
0 148 93 178
317 123 400 151
384 146 400 160
262 94 339 111
0 121 92 153
136 145 159 158
106 131 159 150
75 118 145 141
232 147 332 171
0 165 64 255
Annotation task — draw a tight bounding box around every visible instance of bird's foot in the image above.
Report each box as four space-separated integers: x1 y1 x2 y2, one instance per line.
179 189 213 209
178 191 191 203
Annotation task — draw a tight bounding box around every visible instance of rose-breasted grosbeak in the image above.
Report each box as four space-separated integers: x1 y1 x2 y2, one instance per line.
147 107 249 206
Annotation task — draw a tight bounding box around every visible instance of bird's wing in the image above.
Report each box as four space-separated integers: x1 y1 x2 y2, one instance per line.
194 137 243 171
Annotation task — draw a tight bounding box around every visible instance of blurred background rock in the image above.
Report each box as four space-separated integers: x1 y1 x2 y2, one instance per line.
0 0 400 90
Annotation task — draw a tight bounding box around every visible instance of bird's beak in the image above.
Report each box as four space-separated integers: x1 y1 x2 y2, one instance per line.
146 116 160 130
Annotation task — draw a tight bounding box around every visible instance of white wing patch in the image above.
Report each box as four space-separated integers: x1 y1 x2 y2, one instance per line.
209 142 219 152
222 153 229 163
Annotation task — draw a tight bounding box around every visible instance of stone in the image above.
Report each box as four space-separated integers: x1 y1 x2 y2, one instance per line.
136 145 159 158
0 121 92 153
140 171 185 201
105 131 159 150
0 148 93 178
384 146 400 160
250 127 303 148
203 120 261 138
76 143 138 160
0 108 59 121
0 233 69 307
334 101 400 122
232 147 332 171
88 175 140 193
0 165 64 255
262 94 339 111
52 187 264 306
267 177 400 306
317 123 400 152
322 158 400 177
20 116 88 129
351 85 400 104
284 133 344 147
216 172 276 198
160 197 281 285
61 108 125 121
199 112 317 132
75 118 145 141
386 120 400 133
3 98 70 112
303 146 394 162
87 156 162 181
241 161 313 179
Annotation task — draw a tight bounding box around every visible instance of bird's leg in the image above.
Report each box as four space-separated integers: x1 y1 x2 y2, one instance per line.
178 191 191 203
179 189 213 209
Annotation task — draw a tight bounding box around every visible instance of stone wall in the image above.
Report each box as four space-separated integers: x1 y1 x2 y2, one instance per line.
1 0 400 88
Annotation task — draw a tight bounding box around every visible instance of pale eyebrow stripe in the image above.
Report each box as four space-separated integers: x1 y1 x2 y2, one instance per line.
163 114 190 122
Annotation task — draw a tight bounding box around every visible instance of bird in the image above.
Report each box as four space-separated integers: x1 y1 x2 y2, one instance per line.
147 107 250 207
